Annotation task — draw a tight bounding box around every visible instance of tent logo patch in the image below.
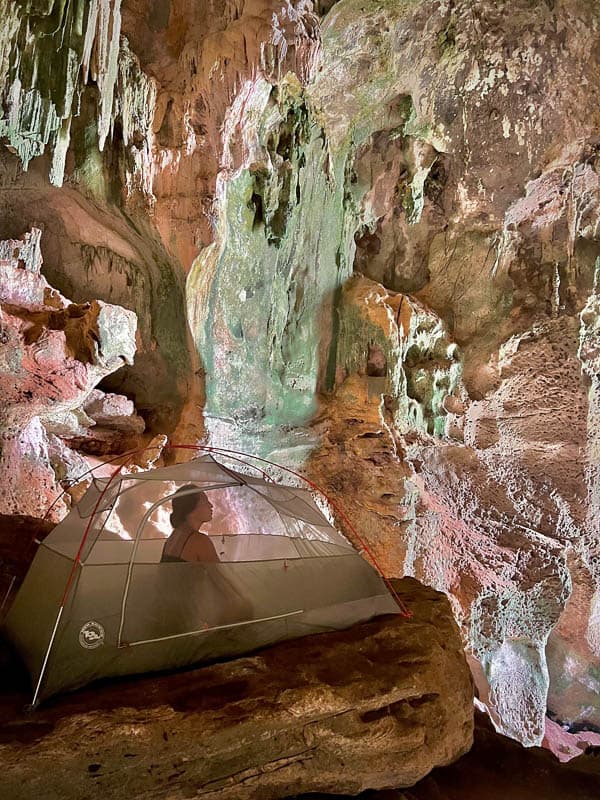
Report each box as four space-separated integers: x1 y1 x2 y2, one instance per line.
79 621 105 649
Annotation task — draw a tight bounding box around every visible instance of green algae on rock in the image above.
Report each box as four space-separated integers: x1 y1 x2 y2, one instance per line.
187 77 358 452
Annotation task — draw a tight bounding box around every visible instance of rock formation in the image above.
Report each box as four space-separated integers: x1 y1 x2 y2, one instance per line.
0 228 138 520
1 0 600 763
0 579 473 800
288 711 600 800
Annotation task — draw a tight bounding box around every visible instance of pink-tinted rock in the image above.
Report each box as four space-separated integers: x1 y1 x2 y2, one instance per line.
0 230 138 521
83 389 145 433
0 228 65 310
0 418 68 521
543 716 600 764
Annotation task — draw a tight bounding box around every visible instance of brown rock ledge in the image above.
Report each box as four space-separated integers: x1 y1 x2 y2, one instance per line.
289 711 600 800
0 578 472 800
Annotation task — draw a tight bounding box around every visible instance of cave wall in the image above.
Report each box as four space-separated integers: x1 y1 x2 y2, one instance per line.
1 0 600 757
304 0 600 750
0 0 197 434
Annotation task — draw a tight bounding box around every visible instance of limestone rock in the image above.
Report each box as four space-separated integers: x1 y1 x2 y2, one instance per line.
52 388 148 454
303 0 600 752
2 0 600 761
0 418 69 522
288 711 600 800
83 389 145 433
543 715 600 765
0 228 65 310
0 579 473 800
0 229 138 520
0 231 137 432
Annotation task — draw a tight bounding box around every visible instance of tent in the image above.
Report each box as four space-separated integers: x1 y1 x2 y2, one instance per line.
2 454 399 703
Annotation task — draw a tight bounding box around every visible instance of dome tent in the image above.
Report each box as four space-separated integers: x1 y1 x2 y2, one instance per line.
3 453 400 704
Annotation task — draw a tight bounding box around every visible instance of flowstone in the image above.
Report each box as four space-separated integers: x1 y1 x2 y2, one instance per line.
187 77 358 454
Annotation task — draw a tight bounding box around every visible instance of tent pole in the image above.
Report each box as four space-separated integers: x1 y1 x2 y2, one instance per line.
0 574 16 616
31 605 64 707
34 462 125 707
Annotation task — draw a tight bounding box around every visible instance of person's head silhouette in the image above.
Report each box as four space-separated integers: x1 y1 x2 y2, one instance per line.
170 485 213 529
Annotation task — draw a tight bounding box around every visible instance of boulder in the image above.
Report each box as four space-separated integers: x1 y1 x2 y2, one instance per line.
287 711 600 800
0 578 473 800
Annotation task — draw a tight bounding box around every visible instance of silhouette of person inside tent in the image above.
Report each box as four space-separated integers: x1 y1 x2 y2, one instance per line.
161 486 220 563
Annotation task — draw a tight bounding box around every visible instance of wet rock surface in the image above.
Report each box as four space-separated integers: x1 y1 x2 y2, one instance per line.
0 578 473 800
